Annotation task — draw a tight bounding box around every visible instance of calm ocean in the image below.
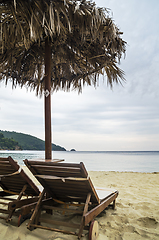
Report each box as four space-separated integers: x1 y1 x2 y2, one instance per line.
0 150 158 173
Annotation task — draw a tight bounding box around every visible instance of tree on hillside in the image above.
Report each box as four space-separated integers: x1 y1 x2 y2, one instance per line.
0 0 126 159
0 133 22 150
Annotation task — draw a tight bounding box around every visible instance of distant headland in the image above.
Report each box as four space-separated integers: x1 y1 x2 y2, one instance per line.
0 130 66 151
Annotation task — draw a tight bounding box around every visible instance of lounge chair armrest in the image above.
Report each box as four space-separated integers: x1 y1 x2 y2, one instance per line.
83 191 118 226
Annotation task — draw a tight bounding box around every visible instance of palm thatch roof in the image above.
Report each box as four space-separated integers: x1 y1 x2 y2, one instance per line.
0 0 126 95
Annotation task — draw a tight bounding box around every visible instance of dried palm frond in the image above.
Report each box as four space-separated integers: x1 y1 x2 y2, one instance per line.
0 0 126 95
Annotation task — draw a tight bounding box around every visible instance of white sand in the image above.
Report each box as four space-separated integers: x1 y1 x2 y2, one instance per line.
0 171 159 240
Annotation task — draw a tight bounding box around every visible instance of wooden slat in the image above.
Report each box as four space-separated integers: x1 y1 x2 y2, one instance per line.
0 159 10 162
0 162 10 165
2 178 25 185
36 175 88 181
0 201 9 205
40 180 90 192
2 182 38 195
2 183 24 188
29 224 78 236
1 180 26 186
34 170 82 178
48 187 91 197
25 160 81 168
39 217 81 229
0 209 9 214
0 160 12 164
0 197 15 201
8 197 39 211
0 157 10 161
2 184 24 191
32 165 81 172
2 185 25 191
0 168 15 175
0 165 14 170
51 195 87 202
42 205 83 214
0 171 15 176
48 186 90 193
2 180 25 187
2 186 37 197
0 191 13 197
0 185 37 197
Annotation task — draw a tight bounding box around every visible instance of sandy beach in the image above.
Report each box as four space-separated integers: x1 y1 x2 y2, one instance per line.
0 170 159 240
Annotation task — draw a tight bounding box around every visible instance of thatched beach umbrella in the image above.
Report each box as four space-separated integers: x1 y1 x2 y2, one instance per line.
0 0 126 159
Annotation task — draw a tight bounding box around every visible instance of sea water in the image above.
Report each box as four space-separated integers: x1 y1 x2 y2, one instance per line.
0 150 158 173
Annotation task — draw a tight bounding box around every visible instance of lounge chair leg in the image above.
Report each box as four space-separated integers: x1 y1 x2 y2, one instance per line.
6 184 28 222
78 192 91 239
35 207 42 225
27 189 46 230
112 200 116 210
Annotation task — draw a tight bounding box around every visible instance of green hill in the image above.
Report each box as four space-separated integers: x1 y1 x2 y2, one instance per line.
0 130 66 151
0 133 22 150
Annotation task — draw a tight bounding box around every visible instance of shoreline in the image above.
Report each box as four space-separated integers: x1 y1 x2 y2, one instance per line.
0 151 159 172
0 171 159 239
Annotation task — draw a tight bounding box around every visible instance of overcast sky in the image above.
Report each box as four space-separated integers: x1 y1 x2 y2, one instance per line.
0 0 159 151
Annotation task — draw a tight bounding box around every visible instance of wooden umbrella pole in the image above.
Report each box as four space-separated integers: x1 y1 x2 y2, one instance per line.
44 37 52 160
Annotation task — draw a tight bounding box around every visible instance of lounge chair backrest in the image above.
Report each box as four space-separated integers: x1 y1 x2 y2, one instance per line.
24 160 100 204
23 160 88 178
0 157 40 196
37 175 99 203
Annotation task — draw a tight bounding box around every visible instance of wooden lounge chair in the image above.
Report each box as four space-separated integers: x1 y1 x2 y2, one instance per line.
0 156 40 225
24 160 119 239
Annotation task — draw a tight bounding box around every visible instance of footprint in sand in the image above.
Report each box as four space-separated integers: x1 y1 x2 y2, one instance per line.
137 217 158 228
116 202 125 208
